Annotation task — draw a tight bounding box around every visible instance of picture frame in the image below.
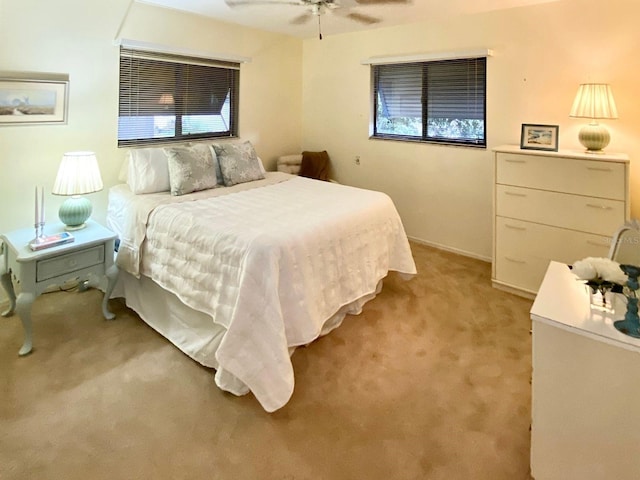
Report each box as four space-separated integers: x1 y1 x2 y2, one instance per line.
0 74 69 126
520 124 559 151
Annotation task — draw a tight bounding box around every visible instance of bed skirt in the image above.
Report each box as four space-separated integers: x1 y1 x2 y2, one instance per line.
112 270 383 399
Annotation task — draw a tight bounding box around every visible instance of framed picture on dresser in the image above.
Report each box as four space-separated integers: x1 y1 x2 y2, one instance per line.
520 124 559 151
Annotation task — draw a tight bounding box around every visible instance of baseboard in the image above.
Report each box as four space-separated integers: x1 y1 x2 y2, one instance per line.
408 236 491 263
491 279 536 300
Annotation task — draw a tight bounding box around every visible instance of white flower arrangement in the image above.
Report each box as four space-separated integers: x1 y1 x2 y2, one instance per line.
572 257 628 287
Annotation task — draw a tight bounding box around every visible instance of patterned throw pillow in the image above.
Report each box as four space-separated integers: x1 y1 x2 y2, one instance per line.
214 141 265 187
164 144 218 196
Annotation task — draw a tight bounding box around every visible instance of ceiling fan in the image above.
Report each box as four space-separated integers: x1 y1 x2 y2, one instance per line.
224 0 411 39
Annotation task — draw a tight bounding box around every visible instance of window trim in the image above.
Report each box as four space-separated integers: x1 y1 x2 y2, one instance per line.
361 49 493 66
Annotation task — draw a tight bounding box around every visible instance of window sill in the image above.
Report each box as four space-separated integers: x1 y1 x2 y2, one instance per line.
369 135 486 149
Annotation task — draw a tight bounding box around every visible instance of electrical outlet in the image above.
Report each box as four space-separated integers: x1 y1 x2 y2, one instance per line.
355 155 360 165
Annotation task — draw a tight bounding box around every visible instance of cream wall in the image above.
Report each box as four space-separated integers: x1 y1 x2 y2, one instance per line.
301 0 640 260
0 0 303 234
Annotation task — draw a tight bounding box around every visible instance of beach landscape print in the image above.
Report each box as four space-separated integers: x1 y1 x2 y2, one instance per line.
520 123 559 151
0 78 68 125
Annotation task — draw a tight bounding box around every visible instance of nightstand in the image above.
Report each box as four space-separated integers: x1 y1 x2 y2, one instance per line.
0 220 119 355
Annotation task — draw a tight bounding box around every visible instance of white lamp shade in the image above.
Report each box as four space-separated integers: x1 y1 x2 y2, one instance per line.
52 151 103 196
569 83 618 120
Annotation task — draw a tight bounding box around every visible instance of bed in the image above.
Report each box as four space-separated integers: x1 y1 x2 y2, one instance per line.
107 142 417 412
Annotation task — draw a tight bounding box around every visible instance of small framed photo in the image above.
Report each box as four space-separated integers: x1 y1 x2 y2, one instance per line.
0 75 69 126
520 124 559 151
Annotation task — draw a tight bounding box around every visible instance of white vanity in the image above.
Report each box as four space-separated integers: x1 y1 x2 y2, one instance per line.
530 261 640 480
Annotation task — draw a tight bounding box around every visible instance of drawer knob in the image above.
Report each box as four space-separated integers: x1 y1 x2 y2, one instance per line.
505 224 527 231
505 159 526 163
505 191 527 197
587 240 609 247
505 256 526 264
587 166 612 172
586 203 613 210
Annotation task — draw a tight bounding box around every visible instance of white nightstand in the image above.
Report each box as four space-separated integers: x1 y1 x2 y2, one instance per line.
0 220 119 356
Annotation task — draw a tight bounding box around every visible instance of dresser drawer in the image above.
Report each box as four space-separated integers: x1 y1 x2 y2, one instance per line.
496 153 626 200
496 217 610 265
495 218 612 292
496 185 624 237
36 245 105 282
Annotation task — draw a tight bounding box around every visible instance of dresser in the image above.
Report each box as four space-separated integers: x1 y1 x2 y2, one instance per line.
493 145 629 298
530 261 640 480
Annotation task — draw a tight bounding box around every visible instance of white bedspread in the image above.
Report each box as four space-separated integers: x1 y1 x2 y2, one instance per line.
110 173 416 412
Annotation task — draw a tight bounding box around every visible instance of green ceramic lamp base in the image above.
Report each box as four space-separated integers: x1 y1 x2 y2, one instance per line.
58 195 92 230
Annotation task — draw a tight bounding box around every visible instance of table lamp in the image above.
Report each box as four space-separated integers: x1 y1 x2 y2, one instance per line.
569 83 618 153
52 151 103 230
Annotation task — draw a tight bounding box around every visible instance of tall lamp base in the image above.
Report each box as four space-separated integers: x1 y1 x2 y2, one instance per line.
58 195 92 230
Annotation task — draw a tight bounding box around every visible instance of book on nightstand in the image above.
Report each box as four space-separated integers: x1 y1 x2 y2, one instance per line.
29 232 75 251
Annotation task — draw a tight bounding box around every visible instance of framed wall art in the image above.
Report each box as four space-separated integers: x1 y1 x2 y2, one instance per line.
0 74 69 126
520 124 559 151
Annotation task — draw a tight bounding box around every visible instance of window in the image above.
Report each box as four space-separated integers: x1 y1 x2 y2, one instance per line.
372 57 486 147
118 47 240 147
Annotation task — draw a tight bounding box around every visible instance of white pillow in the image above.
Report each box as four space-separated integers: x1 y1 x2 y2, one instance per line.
256 156 266 173
118 155 129 182
126 148 171 194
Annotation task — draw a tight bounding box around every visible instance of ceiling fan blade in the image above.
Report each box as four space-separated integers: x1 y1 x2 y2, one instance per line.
290 12 313 24
225 0 304 7
351 0 411 4
345 11 380 24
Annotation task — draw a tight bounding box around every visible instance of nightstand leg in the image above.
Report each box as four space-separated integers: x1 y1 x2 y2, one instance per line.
15 292 35 356
102 264 119 320
1 271 16 317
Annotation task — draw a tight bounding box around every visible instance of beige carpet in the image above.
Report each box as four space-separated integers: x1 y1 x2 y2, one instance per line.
0 243 533 480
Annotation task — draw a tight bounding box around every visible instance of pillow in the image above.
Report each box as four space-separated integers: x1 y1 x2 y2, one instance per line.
256 156 266 174
214 141 265 187
299 150 330 181
164 144 218 196
118 155 129 182
206 145 225 186
126 148 171 194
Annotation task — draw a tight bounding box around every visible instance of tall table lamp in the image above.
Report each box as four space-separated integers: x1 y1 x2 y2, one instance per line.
569 83 618 153
52 151 103 230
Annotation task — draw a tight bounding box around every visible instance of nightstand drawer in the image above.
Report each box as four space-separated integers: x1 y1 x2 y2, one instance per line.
36 245 105 281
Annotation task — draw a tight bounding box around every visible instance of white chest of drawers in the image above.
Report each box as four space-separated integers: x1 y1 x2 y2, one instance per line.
492 145 629 298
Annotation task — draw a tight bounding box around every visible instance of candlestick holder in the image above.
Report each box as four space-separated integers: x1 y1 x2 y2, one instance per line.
33 222 45 244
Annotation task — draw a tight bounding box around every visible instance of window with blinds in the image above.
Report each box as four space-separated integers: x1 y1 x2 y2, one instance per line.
118 47 240 147
372 57 486 147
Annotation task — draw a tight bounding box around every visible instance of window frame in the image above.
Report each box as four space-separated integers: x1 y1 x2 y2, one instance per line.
370 56 487 148
117 46 240 148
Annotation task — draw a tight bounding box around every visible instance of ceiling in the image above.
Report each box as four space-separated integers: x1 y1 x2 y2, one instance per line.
136 0 561 39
